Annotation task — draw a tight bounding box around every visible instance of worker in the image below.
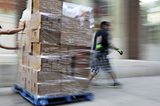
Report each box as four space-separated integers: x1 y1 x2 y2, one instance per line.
90 21 123 87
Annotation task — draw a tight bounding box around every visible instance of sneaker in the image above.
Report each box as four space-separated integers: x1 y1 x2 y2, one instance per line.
108 82 123 88
113 82 123 88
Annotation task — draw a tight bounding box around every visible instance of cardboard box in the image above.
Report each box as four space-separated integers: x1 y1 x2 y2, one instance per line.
31 28 61 45
22 55 29 66
29 0 62 14
29 56 63 71
25 29 32 48
41 63 52 71
62 68 90 78
16 67 27 89
29 45 91 70
38 0 62 14
74 63 90 69
29 44 61 70
26 68 32 93
60 32 92 46
60 55 90 64
28 56 41 70
30 12 62 30
60 45 91 56
61 16 92 46
23 45 30 54
17 46 23 59
32 70 62 83
40 13 62 30
32 43 60 55
18 76 27 89
26 80 31 92
75 56 90 64
34 84 61 96
51 60 64 70
20 45 31 65
31 70 62 96
60 46 91 69
61 77 90 95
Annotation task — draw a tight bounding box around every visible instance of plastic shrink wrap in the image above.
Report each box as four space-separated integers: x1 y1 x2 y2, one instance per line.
17 0 94 96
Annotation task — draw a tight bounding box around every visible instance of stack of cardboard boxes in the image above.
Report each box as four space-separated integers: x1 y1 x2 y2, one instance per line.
17 0 93 96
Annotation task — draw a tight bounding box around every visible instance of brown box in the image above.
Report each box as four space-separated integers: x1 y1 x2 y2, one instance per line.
60 55 90 64
60 46 91 69
31 28 61 45
75 56 90 64
25 29 32 48
62 68 90 78
32 43 60 55
16 67 27 89
60 45 91 56
29 0 62 14
59 46 91 70
40 13 62 30
17 46 23 59
29 56 63 71
31 70 62 96
29 44 61 71
29 56 42 70
60 32 92 47
38 0 62 14
61 78 90 95
30 12 62 30
41 63 52 71
30 45 91 71
34 84 61 96
61 16 92 46
75 63 90 69
18 76 27 89
26 68 32 92
51 60 65 70
32 70 62 83
20 44 31 65
22 55 29 66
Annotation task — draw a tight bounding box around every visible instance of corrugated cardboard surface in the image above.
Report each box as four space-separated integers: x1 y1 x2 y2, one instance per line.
39 0 62 14
61 16 92 46
31 28 61 44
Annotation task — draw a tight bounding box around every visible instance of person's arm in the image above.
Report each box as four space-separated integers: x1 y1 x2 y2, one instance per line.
109 44 123 55
0 43 19 50
97 35 102 44
0 21 25 35
109 44 119 50
95 35 103 50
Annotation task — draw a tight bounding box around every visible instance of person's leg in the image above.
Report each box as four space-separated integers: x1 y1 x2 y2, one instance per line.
109 72 118 83
89 72 97 81
90 52 99 81
102 53 121 86
108 71 122 87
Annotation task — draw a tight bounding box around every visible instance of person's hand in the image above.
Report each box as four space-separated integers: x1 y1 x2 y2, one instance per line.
96 44 104 51
19 20 26 30
117 49 123 55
